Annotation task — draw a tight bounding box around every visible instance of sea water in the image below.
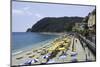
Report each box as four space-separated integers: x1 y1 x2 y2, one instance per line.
12 32 58 55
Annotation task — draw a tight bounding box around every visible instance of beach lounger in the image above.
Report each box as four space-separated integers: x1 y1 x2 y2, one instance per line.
16 56 23 60
26 52 32 55
29 55 35 58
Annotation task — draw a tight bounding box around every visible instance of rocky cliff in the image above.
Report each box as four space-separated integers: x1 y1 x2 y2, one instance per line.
88 9 96 27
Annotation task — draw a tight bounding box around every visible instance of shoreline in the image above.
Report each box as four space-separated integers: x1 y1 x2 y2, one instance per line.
12 34 75 66
12 33 69 65
12 33 95 66
12 37 58 56
12 35 62 65
37 32 66 35
12 32 61 56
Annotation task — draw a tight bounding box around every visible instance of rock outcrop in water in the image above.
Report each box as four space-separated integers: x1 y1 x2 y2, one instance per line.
26 28 32 32
27 17 83 32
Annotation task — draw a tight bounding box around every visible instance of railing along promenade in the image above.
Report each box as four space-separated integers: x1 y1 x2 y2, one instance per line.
77 34 96 56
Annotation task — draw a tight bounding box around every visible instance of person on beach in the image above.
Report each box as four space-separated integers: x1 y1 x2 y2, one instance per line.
75 39 77 43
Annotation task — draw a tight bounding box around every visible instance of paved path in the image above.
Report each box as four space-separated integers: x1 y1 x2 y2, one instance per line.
74 37 86 61
81 40 95 61
73 37 95 62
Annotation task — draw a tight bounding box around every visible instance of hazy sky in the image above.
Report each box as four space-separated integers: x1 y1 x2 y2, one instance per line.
12 1 95 32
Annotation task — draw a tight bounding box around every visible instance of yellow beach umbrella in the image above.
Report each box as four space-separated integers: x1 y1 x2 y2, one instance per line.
58 47 66 51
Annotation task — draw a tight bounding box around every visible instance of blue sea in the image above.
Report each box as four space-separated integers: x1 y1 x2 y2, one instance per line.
12 32 58 55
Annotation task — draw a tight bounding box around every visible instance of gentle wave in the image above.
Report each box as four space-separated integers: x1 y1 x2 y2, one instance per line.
12 50 23 55
12 38 57 56
12 32 59 55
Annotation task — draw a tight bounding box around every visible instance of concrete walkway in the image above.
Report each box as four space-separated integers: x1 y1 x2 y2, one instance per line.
74 38 86 61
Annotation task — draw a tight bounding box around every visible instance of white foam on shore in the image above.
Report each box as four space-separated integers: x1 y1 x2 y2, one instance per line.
12 51 23 55
12 36 59 56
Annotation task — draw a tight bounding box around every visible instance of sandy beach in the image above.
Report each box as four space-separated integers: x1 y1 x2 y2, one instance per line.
12 34 69 65
12 34 95 66
12 37 54 65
